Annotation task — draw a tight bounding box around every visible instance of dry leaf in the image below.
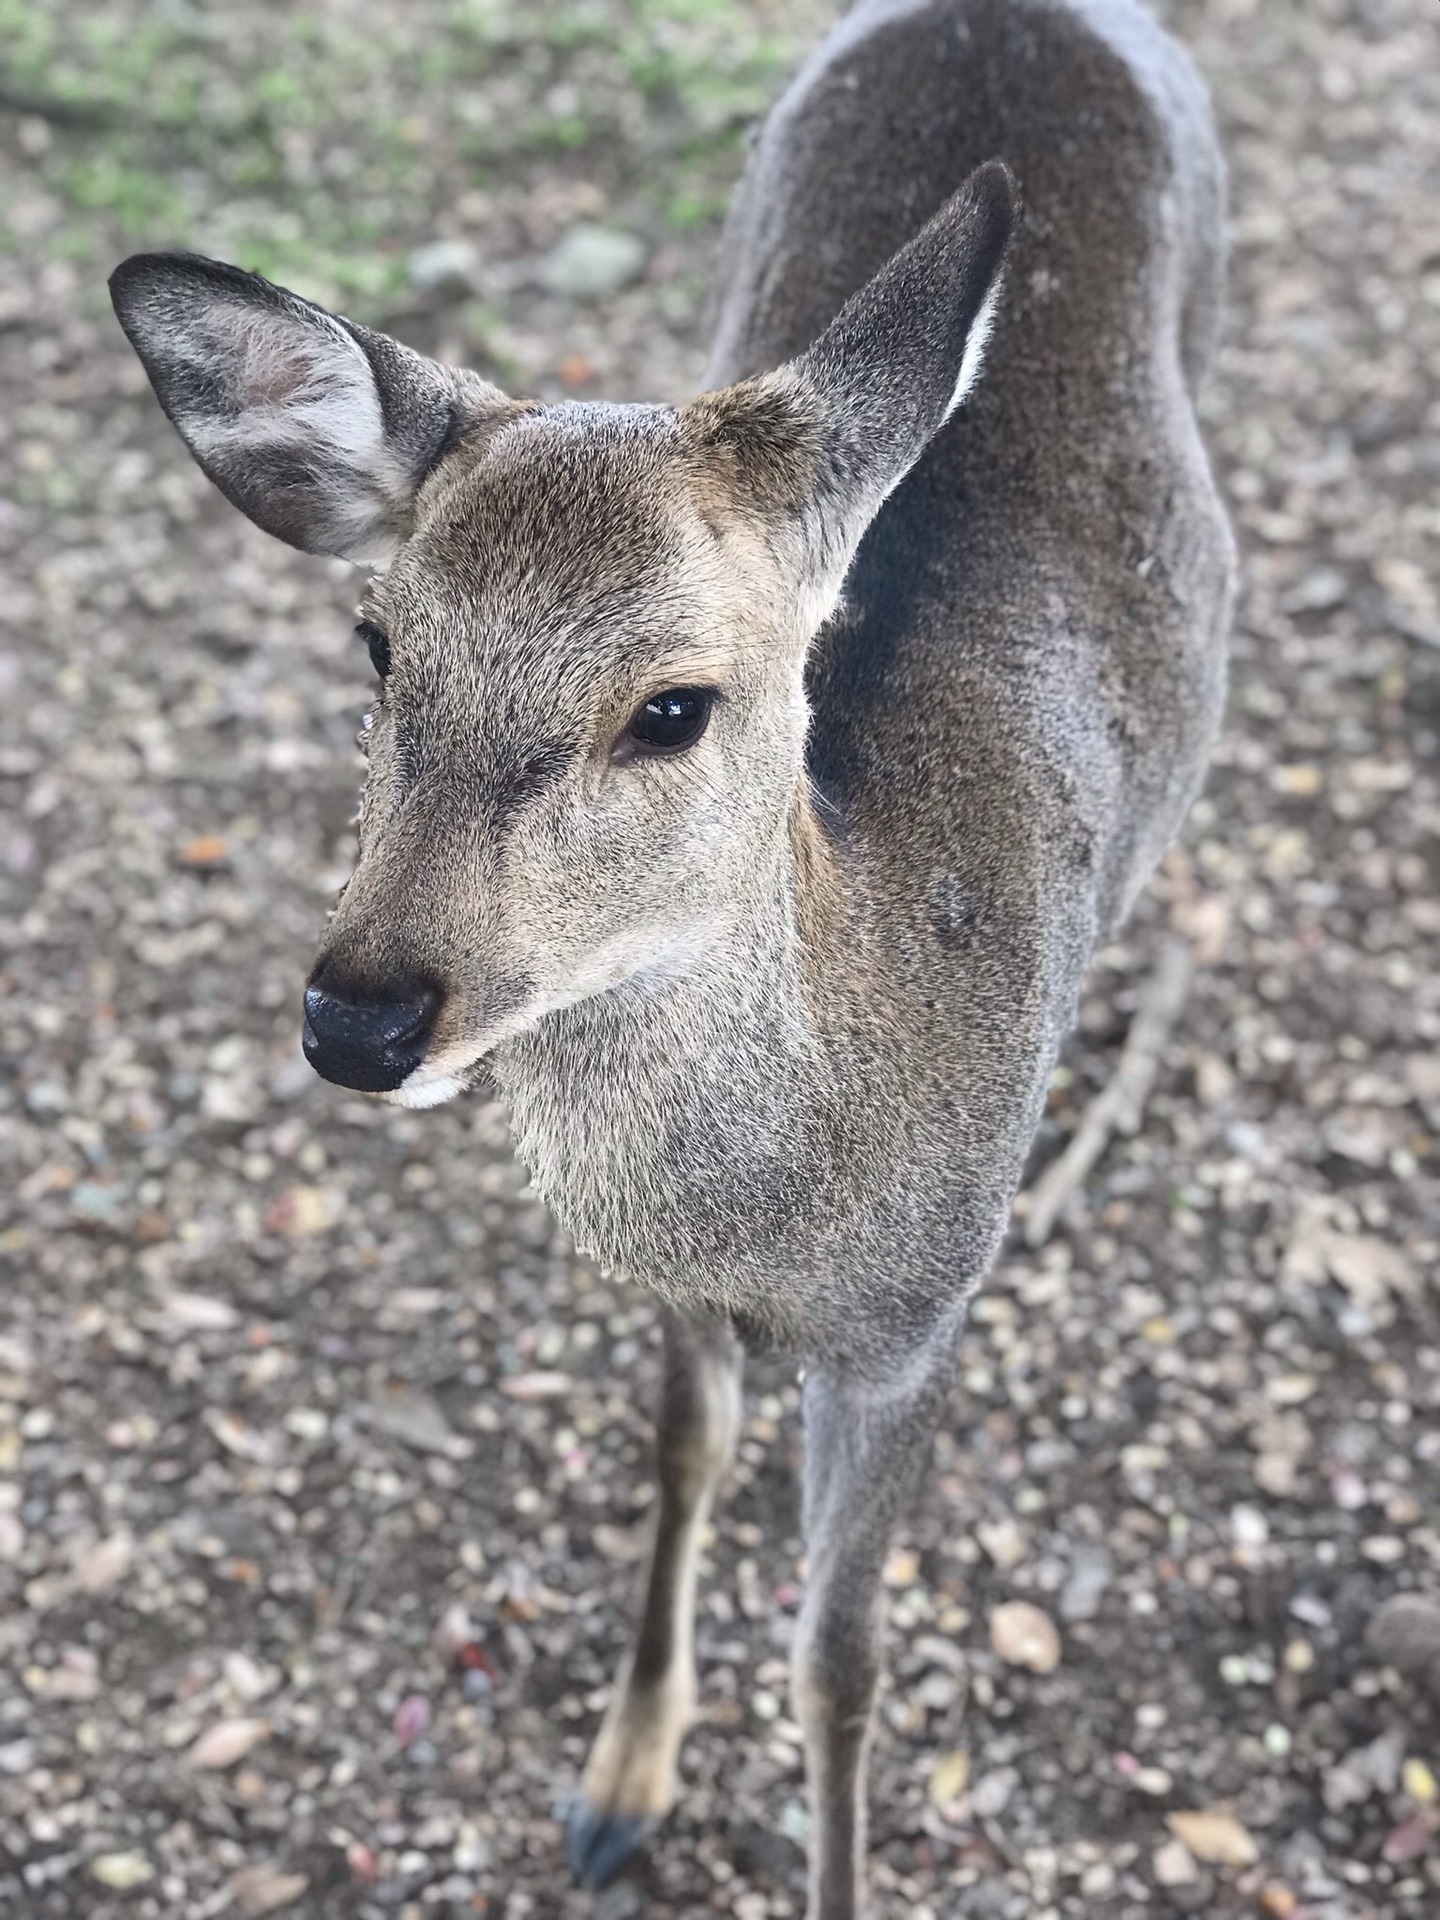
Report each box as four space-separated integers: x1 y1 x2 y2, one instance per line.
1271 763 1323 796
263 1184 345 1238
178 833 230 870
592 1523 650 1563
1166 1809 1259 1867
1382 1815 1436 1865
883 1546 920 1588
1258 1888 1299 1918
189 1717 271 1770
392 1694 432 1748
230 1865 309 1916
203 1409 278 1464
1173 893 1231 966
1325 1234 1416 1305
156 1290 240 1331
498 1370 573 1400
928 1749 971 1807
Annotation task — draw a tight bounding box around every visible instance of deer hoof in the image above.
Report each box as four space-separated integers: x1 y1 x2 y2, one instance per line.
564 1796 658 1889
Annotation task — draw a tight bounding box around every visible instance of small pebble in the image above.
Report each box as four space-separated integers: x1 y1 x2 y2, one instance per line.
1058 1544 1112 1623
977 1518 1026 1569
989 1601 1062 1675
540 224 648 300
1230 1504 1269 1549
1258 1888 1300 1919
1367 1594 1440 1700
90 1854 155 1890
1153 1837 1198 1887
970 1767 1018 1817
407 239 481 298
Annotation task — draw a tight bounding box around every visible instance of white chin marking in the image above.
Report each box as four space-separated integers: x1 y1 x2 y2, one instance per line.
382 1072 465 1110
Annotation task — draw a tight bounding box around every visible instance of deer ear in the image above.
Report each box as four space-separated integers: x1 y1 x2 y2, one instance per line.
109 253 514 564
795 160 1017 522
689 161 1017 608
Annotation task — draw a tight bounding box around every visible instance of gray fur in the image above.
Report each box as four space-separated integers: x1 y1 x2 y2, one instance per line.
109 1 1234 1909
500 0 1234 1366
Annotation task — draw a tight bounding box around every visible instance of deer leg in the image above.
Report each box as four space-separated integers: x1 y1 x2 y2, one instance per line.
793 1320 964 1920
566 1306 743 1888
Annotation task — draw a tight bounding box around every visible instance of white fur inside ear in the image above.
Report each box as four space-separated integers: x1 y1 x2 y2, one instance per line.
179 306 410 561
943 275 1003 423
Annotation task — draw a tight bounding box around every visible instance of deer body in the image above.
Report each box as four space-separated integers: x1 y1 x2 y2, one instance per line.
497 0 1233 1374
110 2 1233 1912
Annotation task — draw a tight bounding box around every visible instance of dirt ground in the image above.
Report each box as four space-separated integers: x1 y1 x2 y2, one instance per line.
1 0 1437 1915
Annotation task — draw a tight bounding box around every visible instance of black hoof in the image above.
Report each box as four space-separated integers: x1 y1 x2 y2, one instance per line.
564 1796 658 1889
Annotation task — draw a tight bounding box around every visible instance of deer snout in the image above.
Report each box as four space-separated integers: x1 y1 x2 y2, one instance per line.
301 961 442 1093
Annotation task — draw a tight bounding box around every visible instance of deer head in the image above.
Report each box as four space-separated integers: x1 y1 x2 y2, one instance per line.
110 161 1015 1105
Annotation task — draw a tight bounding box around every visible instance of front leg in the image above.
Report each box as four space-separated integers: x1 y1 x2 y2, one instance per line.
566 1306 743 1888
794 1319 965 1920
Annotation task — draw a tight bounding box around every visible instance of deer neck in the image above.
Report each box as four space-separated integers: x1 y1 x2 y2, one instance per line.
490 782 866 1297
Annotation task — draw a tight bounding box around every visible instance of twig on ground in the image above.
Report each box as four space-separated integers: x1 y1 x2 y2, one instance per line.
1022 937 1193 1249
0 87 118 130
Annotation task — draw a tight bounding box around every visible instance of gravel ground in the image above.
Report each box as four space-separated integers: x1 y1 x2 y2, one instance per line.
1 1 1438 1916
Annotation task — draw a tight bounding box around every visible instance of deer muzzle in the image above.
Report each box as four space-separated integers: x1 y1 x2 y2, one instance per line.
301 958 443 1093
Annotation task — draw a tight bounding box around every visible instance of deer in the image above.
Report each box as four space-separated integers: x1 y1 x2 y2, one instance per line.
108 0 1235 1910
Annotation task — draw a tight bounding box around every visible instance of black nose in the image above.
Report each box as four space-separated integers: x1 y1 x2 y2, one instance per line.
301 964 441 1093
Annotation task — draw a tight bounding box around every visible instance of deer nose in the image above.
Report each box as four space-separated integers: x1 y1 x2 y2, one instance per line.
301 965 441 1093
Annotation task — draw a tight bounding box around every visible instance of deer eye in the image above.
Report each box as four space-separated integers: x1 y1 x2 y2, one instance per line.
617 687 713 760
355 619 390 679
